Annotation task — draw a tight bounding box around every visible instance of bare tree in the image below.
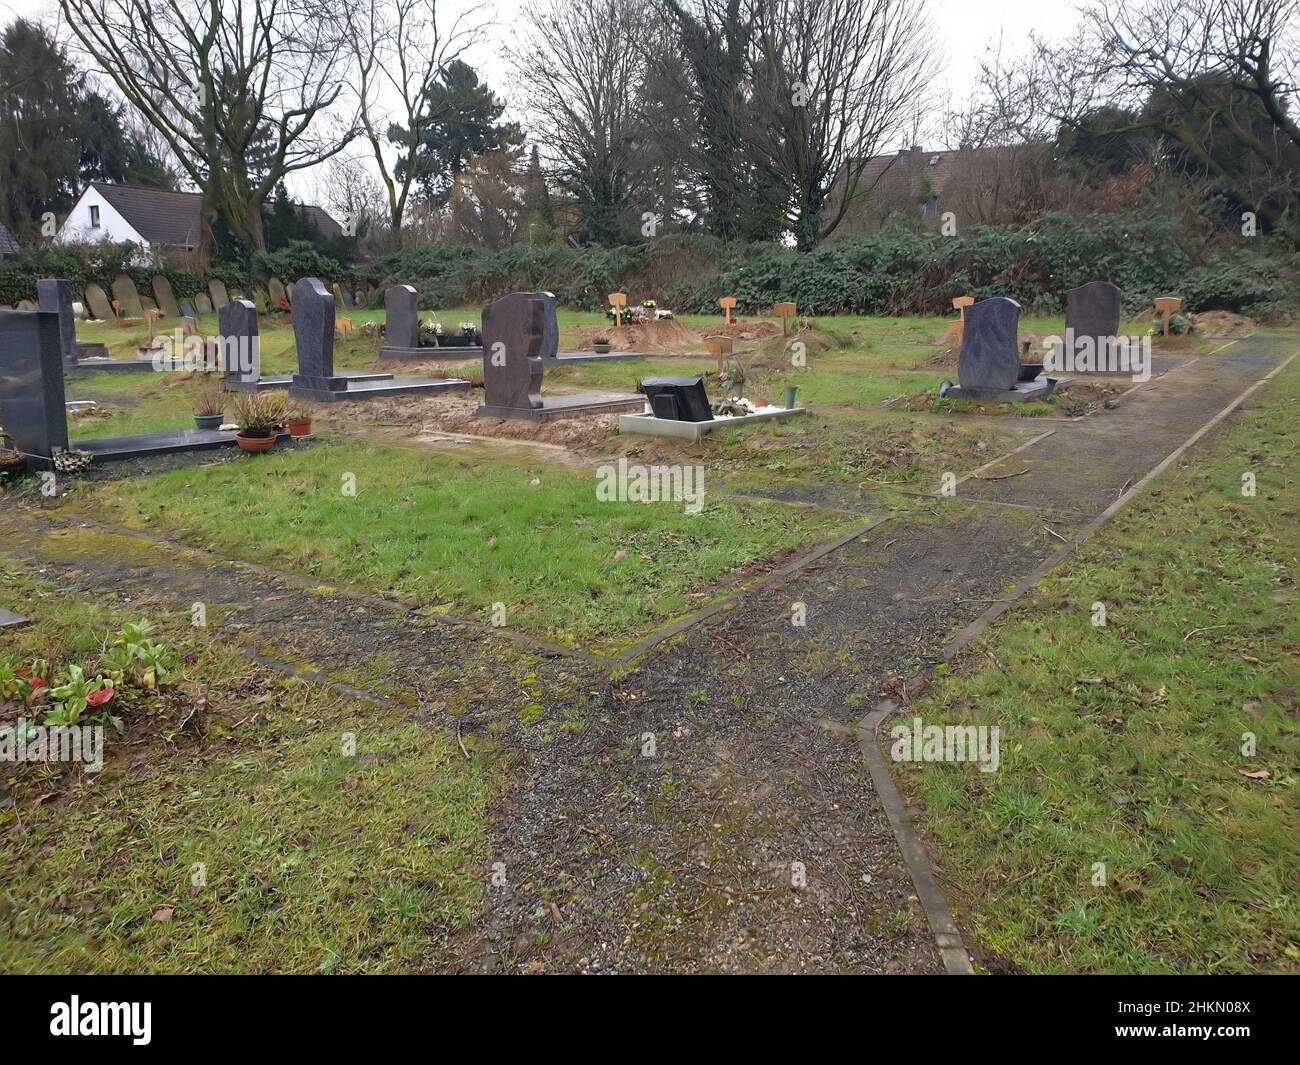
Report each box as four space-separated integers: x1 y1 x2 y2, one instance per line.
58 0 353 253
339 0 487 249
748 0 939 247
509 0 652 245
1088 0 1300 240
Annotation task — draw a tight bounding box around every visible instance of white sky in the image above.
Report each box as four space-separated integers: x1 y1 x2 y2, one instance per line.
1 0 1085 201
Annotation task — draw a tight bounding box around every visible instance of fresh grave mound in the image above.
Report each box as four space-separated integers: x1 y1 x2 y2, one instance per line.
578 317 702 355
1190 310 1257 337
314 389 627 450
747 328 848 369
703 319 781 341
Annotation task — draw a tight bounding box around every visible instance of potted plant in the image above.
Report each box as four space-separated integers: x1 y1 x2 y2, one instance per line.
593 333 612 355
233 392 285 453
192 374 225 430
419 319 445 347
284 402 313 439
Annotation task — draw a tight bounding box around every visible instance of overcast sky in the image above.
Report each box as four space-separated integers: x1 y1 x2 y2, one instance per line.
1 0 1084 201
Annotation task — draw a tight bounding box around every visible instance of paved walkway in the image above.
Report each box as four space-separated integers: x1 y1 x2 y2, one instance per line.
1 336 1291 972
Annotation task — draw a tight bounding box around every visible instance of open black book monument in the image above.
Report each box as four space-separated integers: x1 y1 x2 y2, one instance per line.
640 377 714 421
0 309 273 472
475 292 644 422
287 278 470 403
939 297 1069 403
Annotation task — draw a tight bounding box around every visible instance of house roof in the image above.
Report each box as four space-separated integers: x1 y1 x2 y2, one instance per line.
0 220 19 256
86 182 343 246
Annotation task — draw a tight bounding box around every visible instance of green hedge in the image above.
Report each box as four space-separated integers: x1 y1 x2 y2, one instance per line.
357 211 1296 317
3 212 1294 317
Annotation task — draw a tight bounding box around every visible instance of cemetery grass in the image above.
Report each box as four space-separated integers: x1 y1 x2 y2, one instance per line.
0 565 502 974
898 356 1300 974
53 443 856 649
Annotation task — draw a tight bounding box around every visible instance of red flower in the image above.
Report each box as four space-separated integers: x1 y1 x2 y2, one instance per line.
86 685 115 706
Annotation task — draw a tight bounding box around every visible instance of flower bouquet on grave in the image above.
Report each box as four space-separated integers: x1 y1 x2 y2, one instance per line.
713 358 749 416
418 319 445 347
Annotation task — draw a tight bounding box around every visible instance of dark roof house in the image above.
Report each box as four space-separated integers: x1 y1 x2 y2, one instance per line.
56 181 344 251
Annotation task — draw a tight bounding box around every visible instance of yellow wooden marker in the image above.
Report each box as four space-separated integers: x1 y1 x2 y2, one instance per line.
951 295 974 343
720 295 737 323
335 317 353 335
608 291 628 327
1154 296 1182 336
774 301 797 335
706 335 734 372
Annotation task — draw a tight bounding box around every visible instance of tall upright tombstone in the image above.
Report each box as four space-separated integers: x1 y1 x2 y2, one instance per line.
208 279 231 310
218 299 262 388
480 293 545 415
1064 280 1121 369
37 279 77 368
385 284 419 349
0 311 69 468
476 292 642 421
289 277 347 399
957 297 1021 393
937 296 1059 402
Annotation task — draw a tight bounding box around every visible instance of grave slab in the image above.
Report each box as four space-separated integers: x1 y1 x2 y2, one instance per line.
77 427 288 460
619 406 807 440
0 607 30 629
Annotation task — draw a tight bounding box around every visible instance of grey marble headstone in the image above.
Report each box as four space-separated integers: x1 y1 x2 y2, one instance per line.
218 300 261 384
481 292 546 412
111 273 144 318
0 310 70 466
268 278 288 307
385 285 419 349
208 279 231 310
343 289 355 308
37 279 77 367
957 297 1022 392
152 274 181 317
290 277 341 390
1065 280 1121 363
195 293 214 315
84 283 114 320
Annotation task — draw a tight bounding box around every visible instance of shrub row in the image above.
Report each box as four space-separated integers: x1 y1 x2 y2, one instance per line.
3 214 1294 318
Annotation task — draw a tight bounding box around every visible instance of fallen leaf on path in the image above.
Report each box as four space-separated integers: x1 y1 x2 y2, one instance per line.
1237 768 1270 781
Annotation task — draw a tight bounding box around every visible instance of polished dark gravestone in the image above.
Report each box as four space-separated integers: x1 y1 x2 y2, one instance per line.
476 292 643 422
939 297 1059 403
219 299 290 392
527 290 644 366
287 277 467 402
1056 280 1124 373
40 276 151 372
37 279 78 369
0 308 277 470
0 310 69 467
378 283 484 362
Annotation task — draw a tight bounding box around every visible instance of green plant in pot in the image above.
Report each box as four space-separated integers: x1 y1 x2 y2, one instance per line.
284 402 313 439
233 392 285 453
592 333 612 354
192 374 225 430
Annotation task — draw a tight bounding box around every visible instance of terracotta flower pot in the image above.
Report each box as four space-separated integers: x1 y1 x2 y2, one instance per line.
235 431 277 454
287 418 313 438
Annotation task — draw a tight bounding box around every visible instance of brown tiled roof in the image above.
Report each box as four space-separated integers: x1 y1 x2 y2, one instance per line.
0 220 20 256
88 182 343 246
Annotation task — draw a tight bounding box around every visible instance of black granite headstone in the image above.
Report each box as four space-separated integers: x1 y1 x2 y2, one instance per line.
481 293 545 412
0 310 70 466
37 279 77 368
1065 280 1121 366
385 285 419 349
290 277 346 394
957 297 1021 392
219 300 261 385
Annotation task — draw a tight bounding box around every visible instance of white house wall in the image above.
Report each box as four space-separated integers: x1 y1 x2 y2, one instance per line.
56 187 151 252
